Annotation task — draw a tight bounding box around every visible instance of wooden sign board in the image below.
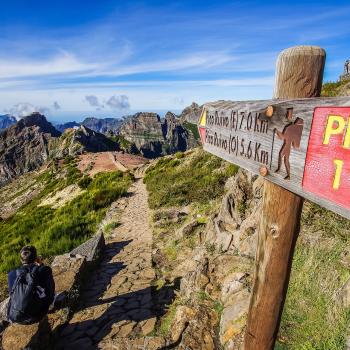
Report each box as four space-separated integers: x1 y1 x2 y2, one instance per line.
198 97 350 219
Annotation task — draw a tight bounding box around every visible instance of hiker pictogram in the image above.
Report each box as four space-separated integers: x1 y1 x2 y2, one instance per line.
274 117 304 180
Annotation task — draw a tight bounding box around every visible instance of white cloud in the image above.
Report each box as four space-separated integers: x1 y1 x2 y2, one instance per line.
4 102 50 118
106 95 130 110
85 95 103 108
0 52 97 79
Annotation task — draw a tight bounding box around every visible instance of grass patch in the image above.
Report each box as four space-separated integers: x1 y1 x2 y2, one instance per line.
0 164 132 299
144 148 238 209
278 202 350 349
164 240 180 261
321 80 347 97
158 298 182 336
103 221 120 234
183 121 200 140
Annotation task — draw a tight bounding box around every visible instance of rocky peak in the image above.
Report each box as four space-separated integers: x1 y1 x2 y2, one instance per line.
52 125 119 157
14 113 61 137
0 114 61 186
179 102 202 124
119 111 199 158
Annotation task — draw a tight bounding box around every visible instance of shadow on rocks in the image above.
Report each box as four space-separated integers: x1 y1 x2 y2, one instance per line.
53 243 179 350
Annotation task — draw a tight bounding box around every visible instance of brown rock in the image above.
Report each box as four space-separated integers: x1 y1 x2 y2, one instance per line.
220 289 250 346
2 317 50 350
169 305 217 350
141 317 157 335
170 306 196 343
180 257 210 298
221 272 249 306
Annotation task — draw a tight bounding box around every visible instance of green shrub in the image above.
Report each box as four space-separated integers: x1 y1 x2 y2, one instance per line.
321 81 344 97
183 121 200 140
78 176 92 189
144 149 238 209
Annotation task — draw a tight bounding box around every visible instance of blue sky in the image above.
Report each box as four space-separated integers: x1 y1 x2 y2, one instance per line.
0 0 349 122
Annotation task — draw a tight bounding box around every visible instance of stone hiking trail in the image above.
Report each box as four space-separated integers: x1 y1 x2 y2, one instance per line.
57 177 171 350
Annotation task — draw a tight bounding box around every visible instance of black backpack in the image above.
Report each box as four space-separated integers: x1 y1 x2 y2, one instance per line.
8 265 49 324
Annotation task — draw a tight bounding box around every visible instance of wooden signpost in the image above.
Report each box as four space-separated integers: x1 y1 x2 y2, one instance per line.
198 46 350 349
199 97 350 218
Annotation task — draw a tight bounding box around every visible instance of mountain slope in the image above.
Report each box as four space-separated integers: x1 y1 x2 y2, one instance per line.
51 125 119 158
0 113 61 186
0 114 120 186
120 111 199 158
82 117 123 134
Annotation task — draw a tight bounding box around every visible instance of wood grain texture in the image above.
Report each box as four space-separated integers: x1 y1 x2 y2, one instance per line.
201 97 350 219
274 46 326 99
243 46 325 350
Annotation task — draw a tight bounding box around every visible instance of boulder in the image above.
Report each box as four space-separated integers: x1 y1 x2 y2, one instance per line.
180 256 210 298
168 305 218 350
220 289 250 346
220 272 249 306
51 253 86 299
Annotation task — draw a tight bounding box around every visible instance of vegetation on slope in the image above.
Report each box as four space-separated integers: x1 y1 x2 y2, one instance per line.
144 149 238 209
321 79 350 97
144 148 238 337
277 203 350 350
183 121 200 140
145 144 350 348
0 157 132 300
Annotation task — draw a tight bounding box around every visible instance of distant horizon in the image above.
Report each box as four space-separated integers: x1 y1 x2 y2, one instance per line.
1 108 185 124
48 108 184 124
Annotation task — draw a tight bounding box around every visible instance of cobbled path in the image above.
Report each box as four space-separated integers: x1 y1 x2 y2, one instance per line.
57 178 158 349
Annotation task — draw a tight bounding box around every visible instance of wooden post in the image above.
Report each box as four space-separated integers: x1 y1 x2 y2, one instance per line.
243 46 326 350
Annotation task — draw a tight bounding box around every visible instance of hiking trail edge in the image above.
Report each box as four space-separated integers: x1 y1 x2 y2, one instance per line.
57 177 159 349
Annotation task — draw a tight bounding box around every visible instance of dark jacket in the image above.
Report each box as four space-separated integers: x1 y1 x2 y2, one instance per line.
8 264 55 309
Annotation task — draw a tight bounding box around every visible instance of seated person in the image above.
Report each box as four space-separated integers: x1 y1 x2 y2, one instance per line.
7 245 55 324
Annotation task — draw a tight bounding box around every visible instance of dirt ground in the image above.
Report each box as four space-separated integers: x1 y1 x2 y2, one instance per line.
78 152 148 176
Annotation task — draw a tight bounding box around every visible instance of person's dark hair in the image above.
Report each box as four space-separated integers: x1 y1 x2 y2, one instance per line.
20 245 37 265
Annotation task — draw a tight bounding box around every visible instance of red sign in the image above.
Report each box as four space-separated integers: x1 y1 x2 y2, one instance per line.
303 107 350 209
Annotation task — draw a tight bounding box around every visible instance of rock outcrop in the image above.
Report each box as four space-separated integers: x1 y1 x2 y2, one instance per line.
51 125 119 158
0 113 61 186
82 117 123 134
120 112 199 158
150 167 262 349
54 121 80 133
179 102 202 124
